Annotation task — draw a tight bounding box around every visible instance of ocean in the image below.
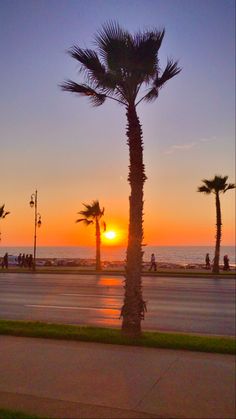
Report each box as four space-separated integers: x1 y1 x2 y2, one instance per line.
0 246 235 266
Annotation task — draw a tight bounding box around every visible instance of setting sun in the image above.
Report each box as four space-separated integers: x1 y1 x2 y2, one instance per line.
102 225 126 246
104 231 116 240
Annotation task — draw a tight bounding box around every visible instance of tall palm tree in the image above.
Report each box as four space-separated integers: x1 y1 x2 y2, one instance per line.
198 175 235 274
0 204 10 242
61 22 181 336
76 200 106 271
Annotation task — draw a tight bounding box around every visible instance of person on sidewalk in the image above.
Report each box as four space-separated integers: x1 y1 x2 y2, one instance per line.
21 253 25 267
1 252 8 269
18 253 22 267
149 253 157 272
28 254 33 269
223 254 230 271
205 253 211 269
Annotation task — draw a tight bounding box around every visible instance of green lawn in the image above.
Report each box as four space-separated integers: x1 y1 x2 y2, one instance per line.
0 319 235 354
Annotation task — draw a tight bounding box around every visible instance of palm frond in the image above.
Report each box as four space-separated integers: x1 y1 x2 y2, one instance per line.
0 205 10 219
138 57 181 105
133 29 165 81
197 186 211 194
95 21 136 74
78 208 93 218
77 200 105 221
201 178 215 190
69 47 105 73
76 218 93 226
155 59 181 89
62 21 181 107
90 200 104 218
198 175 235 194
210 175 228 192
223 183 235 192
134 29 165 53
68 47 117 92
95 20 128 60
141 86 159 103
60 81 106 106
0 205 5 217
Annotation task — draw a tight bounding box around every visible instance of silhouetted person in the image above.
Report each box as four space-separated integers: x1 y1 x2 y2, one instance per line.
2 252 8 269
21 253 25 268
25 254 29 268
223 255 230 271
28 254 33 269
149 253 157 272
205 253 211 270
18 253 22 267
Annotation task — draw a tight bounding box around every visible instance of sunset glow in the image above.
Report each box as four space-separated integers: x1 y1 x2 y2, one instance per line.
104 231 116 240
102 230 121 245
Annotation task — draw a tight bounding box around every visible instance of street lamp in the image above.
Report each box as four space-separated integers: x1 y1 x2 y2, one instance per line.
29 190 42 271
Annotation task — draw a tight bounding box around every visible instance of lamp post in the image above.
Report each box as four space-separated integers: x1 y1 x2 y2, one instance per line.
29 190 42 271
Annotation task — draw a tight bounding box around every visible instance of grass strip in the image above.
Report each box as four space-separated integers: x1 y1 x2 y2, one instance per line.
0 319 235 354
0 408 49 419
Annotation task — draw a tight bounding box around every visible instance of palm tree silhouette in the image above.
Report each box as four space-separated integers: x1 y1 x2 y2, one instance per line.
0 204 10 242
61 22 181 336
76 200 106 271
198 175 235 274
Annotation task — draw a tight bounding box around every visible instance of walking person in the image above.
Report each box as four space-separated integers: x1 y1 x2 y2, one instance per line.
223 255 230 271
25 254 29 268
28 254 33 269
205 253 211 270
1 252 8 269
18 253 22 267
149 253 157 272
21 253 25 268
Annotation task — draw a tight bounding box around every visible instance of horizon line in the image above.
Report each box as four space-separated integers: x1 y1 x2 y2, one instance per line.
1 244 235 248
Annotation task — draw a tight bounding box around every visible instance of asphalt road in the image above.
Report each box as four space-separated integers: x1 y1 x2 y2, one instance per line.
0 273 235 336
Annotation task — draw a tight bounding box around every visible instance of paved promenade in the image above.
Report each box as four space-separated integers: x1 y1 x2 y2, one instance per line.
0 336 235 418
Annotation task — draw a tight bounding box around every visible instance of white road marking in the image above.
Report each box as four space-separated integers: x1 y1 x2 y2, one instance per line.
25 304 119 312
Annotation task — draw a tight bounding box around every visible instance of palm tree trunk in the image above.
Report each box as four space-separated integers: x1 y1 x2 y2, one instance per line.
212 192 221 274
95 218 101 271
121 104 147 337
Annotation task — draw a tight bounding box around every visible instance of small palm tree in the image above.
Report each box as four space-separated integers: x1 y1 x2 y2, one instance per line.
61 22 181 336
76 200 106 271
0 204 10 242
198 175 235 273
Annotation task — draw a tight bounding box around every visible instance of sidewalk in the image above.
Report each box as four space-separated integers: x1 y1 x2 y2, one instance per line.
0 336 235 419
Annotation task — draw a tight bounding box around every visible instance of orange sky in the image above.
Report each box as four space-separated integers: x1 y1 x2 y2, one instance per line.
1 189 235 247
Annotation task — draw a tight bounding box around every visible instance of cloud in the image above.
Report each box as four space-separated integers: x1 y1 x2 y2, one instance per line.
164 136 216 155
164 142 197 155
